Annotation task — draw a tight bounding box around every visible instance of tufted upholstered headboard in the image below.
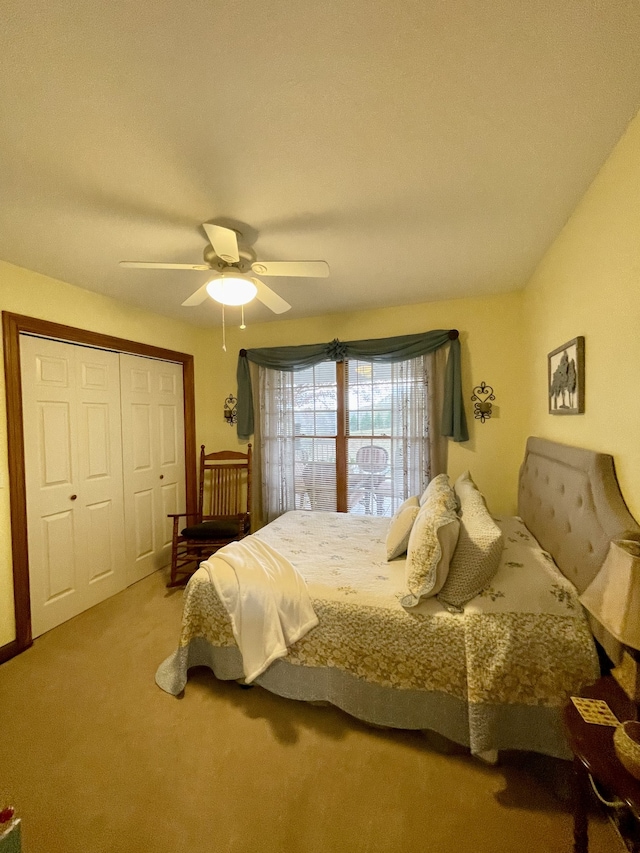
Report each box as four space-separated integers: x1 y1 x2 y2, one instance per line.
518 436 640 662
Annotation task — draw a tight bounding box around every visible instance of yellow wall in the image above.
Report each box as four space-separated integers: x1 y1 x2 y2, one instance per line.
524 110 640 522
0 261 217 647
214 290 529 515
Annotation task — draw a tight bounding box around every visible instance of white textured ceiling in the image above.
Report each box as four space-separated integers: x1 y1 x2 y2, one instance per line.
2 0 640 327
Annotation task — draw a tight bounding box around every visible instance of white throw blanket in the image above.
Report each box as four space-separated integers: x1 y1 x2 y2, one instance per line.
201 537 319 683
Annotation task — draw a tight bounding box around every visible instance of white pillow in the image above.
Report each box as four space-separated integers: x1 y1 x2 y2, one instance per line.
401 485 460 607
386 496 420 560
393 495 420 515
454 470 475 499
437 472 504 611
419 473 452 506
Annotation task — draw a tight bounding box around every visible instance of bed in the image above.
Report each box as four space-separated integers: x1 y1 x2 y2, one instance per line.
156 437 640 759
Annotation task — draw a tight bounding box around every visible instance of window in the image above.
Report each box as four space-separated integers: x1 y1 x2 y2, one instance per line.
261 355 430 519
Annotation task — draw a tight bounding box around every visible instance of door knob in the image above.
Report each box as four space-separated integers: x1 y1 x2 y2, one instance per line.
70 494 77 501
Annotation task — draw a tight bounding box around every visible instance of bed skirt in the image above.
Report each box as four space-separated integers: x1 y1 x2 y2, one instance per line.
155 638 572 759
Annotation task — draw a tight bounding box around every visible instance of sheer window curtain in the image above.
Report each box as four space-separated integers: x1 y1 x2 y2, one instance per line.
257 350 448 524
427 347 448 479
258 365 298 524
380 352 444 502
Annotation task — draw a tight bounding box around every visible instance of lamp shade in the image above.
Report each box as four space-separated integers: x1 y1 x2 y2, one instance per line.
206 274 257 306
579 539 640 649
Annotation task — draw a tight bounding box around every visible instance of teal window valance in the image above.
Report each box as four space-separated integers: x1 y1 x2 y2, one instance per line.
236 329 468 442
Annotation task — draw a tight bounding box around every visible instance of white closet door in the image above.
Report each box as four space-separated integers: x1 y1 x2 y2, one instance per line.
120 354 186 585
21 336 127 638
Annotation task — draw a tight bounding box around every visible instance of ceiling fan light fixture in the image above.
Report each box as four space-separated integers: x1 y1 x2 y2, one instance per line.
122 222 325 315
205 274 258 306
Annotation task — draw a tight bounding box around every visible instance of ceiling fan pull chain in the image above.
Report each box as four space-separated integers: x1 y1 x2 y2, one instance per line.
240 305 246 330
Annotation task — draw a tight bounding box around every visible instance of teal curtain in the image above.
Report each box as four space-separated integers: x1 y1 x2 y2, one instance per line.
236 329 468 442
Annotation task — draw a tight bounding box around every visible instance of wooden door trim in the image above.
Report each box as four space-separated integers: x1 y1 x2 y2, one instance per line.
0 312 197 663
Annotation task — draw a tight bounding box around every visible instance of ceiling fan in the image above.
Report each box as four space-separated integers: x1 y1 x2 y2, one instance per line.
120 222 330 315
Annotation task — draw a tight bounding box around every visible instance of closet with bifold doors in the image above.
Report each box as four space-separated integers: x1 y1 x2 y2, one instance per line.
20 335 186 638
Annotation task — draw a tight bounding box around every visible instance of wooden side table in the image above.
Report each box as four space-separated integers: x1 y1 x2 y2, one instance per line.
563 675 640 852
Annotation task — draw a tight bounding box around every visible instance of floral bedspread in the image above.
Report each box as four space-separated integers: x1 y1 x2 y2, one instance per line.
176 511 598 709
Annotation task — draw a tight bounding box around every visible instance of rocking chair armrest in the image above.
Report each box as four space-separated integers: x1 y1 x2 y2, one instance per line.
167 512 199 520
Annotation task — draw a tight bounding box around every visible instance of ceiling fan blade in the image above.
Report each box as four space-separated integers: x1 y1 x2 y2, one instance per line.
181 283 211 307
120 261 210 270
203 223 240 263
251 278 291 314
251 260 329 278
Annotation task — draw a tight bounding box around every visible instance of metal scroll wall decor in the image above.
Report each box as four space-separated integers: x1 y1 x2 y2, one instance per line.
223 393 238 425
471 382 495 423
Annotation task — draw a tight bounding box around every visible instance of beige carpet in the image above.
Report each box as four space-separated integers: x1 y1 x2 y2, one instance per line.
0 569 622 853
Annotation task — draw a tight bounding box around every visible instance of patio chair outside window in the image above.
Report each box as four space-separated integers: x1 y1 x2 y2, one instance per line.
354 444 389 515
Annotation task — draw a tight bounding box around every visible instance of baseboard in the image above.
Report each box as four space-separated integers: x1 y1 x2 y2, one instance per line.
0 638 30 665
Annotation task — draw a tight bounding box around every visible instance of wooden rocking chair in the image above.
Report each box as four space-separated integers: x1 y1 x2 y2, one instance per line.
167 444 252 587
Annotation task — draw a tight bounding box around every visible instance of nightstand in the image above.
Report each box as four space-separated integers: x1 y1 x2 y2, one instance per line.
563 675 640 852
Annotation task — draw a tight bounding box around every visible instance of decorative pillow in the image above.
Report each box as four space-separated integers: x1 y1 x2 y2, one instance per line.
454 470 478 496
401 483 460 607
419 473 452 506
436 472 504 611
386 496 421 560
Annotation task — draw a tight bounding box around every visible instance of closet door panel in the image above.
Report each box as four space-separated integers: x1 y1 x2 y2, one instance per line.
155 367 185 557
159 404 178 465
39 402 73 493
159 481 179 551
41 511 76 601
133 489 155 559
75 347 127 608
131 403 153 470
121 359 158 581
155 365 185 567
120 354 185 584
86 500 117 582
21 336 126 637
23 338 82 635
